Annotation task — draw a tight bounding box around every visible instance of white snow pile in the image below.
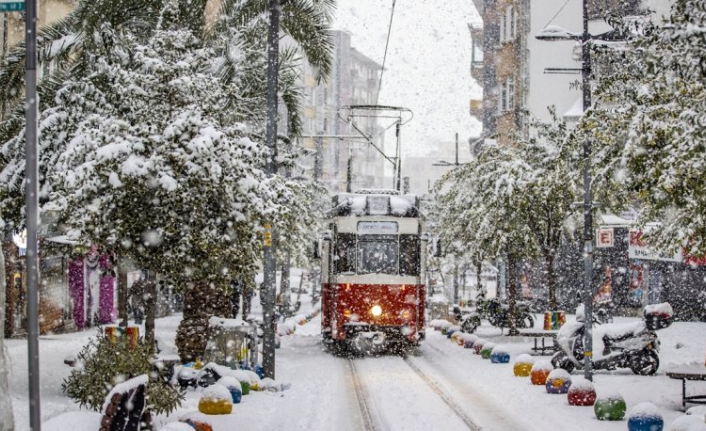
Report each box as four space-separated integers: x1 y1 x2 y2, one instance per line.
668 415 706 431
596 390 624 401
429 319 452 330
513 353 535 365
216 376 242 392
277 319 297 336
160 422 195 431
482 342 496 351
568 377 594 391
202 384 232 401
532 360 553 371
491 344 510 354
208 316 250 329
259 377 292 392
200 363 260 385
645 302 674 317
629 401 662 418
547 368 571 381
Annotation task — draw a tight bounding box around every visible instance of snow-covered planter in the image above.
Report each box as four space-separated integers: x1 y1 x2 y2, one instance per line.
216 377 242 404
594 391 626 420
198 385 233 415
545 368 572 394
567 377 596 406
490 345 510 364
628 402 664 431
513 354 535 377
531 360 553 385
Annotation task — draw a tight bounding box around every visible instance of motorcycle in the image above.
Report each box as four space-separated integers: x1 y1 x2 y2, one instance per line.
551 302 674 375
593 299 614 324
476 294 534 329
453 305 481 334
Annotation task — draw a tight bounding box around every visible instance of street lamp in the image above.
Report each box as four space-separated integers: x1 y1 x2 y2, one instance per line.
535 0 596 381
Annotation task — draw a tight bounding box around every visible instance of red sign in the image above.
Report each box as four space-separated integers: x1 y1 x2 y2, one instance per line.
596 228 614 248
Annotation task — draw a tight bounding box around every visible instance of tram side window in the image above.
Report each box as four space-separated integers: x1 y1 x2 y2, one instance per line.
335 234 356 273
357 237 398 274
399 235 420 276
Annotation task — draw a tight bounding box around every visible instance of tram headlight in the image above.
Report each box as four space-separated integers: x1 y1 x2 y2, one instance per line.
399 309 411 320
371 305 383 317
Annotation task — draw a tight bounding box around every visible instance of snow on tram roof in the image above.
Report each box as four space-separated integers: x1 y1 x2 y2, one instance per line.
330 190 419 217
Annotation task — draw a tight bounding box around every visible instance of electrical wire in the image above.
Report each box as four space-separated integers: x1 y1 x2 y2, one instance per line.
541 0 572 31
375 0 396 106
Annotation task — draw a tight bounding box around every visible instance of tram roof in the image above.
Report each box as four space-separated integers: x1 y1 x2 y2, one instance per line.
328 191 420 218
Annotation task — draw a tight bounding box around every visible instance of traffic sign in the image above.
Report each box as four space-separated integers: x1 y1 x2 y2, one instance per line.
0 1 24 12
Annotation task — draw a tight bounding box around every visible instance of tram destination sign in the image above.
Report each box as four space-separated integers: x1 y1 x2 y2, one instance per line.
358 221 398 234
0 1 24 11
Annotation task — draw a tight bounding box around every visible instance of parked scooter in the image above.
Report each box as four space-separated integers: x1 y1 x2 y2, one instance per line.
551 302 674 375
593 299 614 324
476 293 534 329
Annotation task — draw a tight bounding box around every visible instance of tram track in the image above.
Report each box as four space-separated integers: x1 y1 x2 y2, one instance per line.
348 352 482 431
348 357 383 431
401 355 483 431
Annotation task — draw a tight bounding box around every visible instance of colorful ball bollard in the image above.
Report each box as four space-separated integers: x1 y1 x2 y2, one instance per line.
473 340 486 355
545 368 572 394
513 354 535 377
567 377 596 406
481 342 496 359
464 339 476 349
594 393 627 421
240 380 251 395
216 377 243 404
530 360 553 385
447 329 457 339
628 402 663 431
490 348 510 364
198 385 233 415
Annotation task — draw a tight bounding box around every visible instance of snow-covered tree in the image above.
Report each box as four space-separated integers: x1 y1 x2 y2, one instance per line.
588 0 706 256
0 218 13 431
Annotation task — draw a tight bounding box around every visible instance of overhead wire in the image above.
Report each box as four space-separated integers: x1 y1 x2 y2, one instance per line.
375 0 397 106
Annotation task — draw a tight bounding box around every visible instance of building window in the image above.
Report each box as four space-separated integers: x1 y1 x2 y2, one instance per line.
500 6 516 43
499 76 515 112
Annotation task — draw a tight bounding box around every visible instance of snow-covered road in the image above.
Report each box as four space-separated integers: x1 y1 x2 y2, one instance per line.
8 302 706 430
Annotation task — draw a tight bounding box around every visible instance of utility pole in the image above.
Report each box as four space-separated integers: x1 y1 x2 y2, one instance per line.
535 0 596 381
262 0 280 380
23 0 41 428
579 0 595 382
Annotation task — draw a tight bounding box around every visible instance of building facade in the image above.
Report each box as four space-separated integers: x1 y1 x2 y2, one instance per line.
298 31 388 193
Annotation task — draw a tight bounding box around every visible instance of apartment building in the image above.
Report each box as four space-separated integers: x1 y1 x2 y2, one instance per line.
298 31 387 193
470 0 668 145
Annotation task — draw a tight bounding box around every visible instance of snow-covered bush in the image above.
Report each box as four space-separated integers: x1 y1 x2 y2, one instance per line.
62 329 184 414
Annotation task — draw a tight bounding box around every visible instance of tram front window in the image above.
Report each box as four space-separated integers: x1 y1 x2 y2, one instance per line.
357 238 398 274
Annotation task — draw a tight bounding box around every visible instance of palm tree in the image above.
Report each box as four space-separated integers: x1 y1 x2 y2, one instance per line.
0 0 334 226
0 0 333 129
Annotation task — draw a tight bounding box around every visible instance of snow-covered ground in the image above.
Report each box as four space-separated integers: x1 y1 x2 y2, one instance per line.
7 294 706 431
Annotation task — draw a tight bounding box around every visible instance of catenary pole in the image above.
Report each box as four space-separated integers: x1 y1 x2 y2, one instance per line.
581 0 594 382
262 0 280 380
25 0 41 428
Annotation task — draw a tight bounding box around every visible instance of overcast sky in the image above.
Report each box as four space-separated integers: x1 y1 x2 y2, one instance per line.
333 0 483 158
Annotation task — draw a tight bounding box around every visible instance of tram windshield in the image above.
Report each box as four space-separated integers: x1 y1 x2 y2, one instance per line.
357 238 398 274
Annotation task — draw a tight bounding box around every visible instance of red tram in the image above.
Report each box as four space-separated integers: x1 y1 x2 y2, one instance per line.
319 190 428 352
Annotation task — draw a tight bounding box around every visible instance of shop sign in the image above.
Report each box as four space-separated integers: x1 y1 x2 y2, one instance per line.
628 230 681 262
596 228 614 248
